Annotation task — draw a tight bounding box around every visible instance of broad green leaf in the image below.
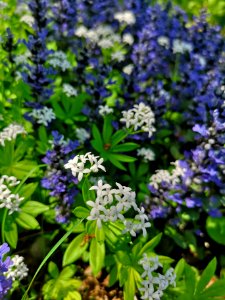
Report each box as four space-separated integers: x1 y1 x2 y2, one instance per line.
184 264 197 296
175 258 185 281
124 268 136 300
38 126 48 143
109 265 118 287
200 278 225 297
206 217 225 245
90 238 105 276
165 226 187 249
73 206 90 218
48 261 59 279
138 233 162 259
109 153 136 162
111 130 127 146
92 125 103 149
95 225 105 243
5 216 18 249
63 233 88 266
19 183 38 201
64 291 82 300
21 201 49 216
82 178 95 202
103 115 113 143
116 251 132 266
108 155 126 171
15 211 40 230
112 142 139 152
195 257 217 295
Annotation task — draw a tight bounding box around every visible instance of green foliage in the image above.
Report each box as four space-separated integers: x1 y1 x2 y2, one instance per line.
91 116 138 170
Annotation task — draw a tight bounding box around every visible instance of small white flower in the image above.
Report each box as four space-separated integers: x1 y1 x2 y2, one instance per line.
120 103 156 137
75 25 88 37
29 107 56 126
172 39 193 54
0 175 23 214
5 255 28 281
99 105 114 116
48 51 71 71
111 51 125 62
137 148 155 161
63 83 77 97
75 128 90 143
20 15 34 27
122 33 134 45
64 153 106 181
157 36 170 49
0 124 26 146
98 38 114 49
114 11 136 25
123 64 134 75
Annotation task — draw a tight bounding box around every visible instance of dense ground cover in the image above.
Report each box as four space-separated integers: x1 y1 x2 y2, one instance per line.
1 0 225 299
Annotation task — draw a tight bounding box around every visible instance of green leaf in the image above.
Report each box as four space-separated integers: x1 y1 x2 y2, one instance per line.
51 101 66 119
92 125 103 149
195 257 217 295
38 126 48 143
184 263 197 296
95 225 105 243
206 217 225 245
103 115 113 143
21 201 49 216
112 142 139 152
10 160 38 179
73 206 90 218
63 233 88 266
109 265 118 287
116 251 132 266
48 261 59 279
165 226 187 249
124 268 136 300
200 278 225 297
19 183 38 201
90 238 105 276
5 215 18 249
109 153 136 162
138 233 162 259
82 178 95 202
111 130 127 146
175 258 185 281
15 211 40 230
108 155 126 171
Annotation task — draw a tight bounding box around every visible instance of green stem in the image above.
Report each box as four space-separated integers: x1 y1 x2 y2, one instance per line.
1 208 8 243
21 219 84 300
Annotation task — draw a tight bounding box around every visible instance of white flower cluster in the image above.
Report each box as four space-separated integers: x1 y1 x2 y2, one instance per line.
20 15 34 27
0 175 24 214
114 11 136 25
48 51 72 72
172 39 193 54
122 33 134 45
5 255 28 281
14 52 31 65
29 107 56 126
87 180 151 236
137 148 155 161
138 254 176 300
0 124 26 146
111 50 125 62
157 36 170 49
75 25 121 49
75 128 90 143
63 83 77 97
99 105 114 116
150 160 187 189
120 103 156 137
123 64 134 75
64 152 106 181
